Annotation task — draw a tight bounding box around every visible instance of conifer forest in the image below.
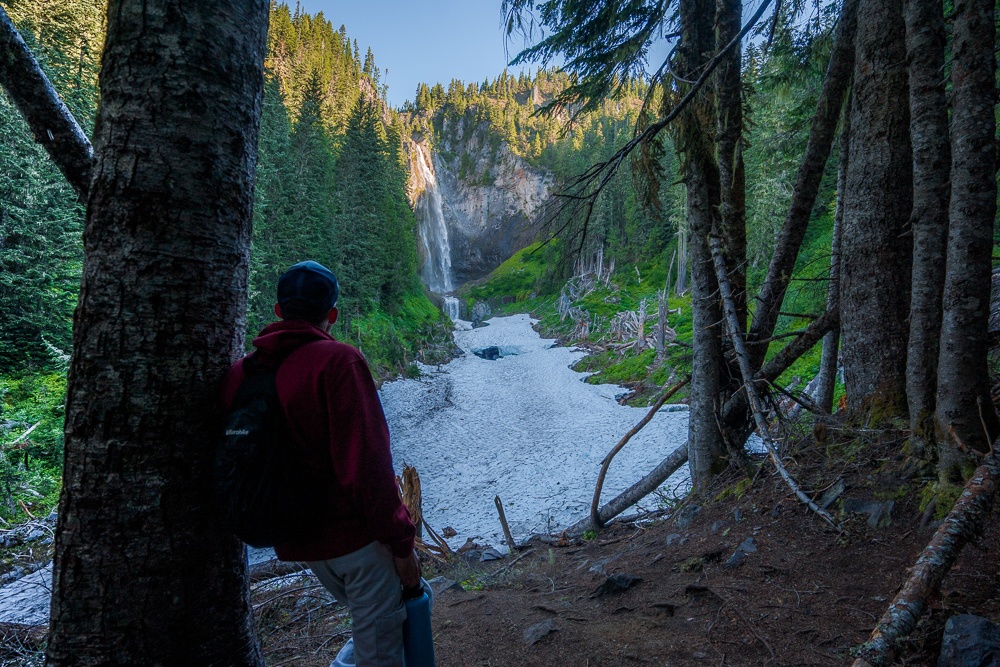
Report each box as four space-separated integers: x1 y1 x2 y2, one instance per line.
0 0 999 665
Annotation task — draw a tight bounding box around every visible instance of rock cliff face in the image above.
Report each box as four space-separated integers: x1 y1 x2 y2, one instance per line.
407 116 552 288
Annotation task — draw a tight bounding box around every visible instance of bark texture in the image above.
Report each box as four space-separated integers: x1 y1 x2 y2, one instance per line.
934 0 999 478
0 5 93 197
46 1 269 665
905 0 951 454
677 0 725 491
746 0 858 370
815 102 850 413
840 0 913 420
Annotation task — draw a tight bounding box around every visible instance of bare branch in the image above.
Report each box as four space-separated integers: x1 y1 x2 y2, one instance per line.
709 231 841 530
0 5 93 198
567 305 837 536
590 375 690 529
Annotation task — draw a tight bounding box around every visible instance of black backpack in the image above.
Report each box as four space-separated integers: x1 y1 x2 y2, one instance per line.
214 346 326 548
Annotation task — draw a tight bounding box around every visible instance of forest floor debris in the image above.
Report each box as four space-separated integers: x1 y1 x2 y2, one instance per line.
0 429 998 665
241 431 1000 666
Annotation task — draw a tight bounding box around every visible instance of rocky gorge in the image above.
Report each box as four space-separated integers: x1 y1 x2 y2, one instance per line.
406 118 552 294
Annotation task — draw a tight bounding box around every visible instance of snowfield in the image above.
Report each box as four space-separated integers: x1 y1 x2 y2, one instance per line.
0 314 691 623
381 314 690 551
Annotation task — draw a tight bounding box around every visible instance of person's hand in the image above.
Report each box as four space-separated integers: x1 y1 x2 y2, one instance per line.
394 550 421 589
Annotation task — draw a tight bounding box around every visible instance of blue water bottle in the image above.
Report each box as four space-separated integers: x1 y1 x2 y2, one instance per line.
402 579 436 667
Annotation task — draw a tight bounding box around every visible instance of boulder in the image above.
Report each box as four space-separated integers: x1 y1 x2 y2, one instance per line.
426 576 465 597
470 301 492 328
473 346 501 361
939 614 1000 667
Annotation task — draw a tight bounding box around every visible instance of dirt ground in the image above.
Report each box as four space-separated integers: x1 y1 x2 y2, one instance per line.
252 429 1000 667
4 429 996 666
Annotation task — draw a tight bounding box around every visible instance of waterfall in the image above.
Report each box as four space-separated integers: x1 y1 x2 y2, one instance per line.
443 296 461 321
413 143 455 294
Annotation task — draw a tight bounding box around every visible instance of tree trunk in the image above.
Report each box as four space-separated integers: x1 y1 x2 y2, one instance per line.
840 0 913 421
46 1 269 665
746 0 858 370
715 0 746 330
934 0 999 480
0 5 93 198
677 0 725 491
904 0 951 455
815 99 850 414
675 226 689 293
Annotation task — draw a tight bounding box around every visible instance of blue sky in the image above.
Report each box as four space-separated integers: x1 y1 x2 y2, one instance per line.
301 1 541 109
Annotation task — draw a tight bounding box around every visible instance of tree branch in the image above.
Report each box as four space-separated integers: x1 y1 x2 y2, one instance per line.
0 5 93 198
530 0 774 253
566 305 837 535
709 232 840 529
590 375 690 529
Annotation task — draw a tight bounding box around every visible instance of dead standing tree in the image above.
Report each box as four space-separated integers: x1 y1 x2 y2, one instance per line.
0 1 271 664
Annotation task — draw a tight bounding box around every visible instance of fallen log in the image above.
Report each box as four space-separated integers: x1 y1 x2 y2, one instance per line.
710 233 840 530
850 449 1000 667
590 375 690 529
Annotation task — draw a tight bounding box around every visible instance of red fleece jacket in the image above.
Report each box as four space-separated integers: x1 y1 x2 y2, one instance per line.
222 320 415 561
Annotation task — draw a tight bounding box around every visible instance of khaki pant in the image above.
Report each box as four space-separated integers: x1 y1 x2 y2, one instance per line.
308 542 405 667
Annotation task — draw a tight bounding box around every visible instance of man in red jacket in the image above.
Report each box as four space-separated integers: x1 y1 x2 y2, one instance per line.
223 261 419 666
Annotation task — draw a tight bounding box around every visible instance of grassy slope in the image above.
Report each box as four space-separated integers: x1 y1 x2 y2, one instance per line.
460 233 842 406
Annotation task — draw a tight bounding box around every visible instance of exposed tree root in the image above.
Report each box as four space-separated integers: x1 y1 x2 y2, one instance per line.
850 449 1000 667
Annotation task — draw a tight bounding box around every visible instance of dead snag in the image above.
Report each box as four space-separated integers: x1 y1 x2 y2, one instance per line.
710 232 840 530
0 5 93 197
850 451 1000 667
590 376 691 529
494 495 519 552
397 465 423 538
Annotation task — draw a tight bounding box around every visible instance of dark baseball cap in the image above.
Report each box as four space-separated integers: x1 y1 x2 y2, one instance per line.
277 261 339 312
